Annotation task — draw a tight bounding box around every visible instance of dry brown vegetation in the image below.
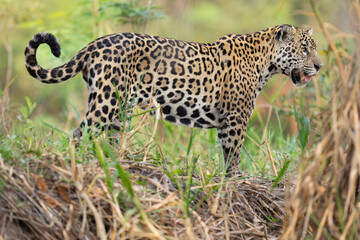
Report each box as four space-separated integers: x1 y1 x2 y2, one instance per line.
280 2 360 239
0 156 287 240
1 1 360 240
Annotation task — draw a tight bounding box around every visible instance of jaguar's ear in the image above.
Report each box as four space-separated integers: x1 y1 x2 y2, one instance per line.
275 24 295 42
300 25 313 36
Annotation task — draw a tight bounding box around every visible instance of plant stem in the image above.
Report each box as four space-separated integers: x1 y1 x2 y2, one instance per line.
309 0 347 89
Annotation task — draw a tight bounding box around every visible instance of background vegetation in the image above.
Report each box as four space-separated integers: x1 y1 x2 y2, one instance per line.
1 0 358 239
0 0 339 174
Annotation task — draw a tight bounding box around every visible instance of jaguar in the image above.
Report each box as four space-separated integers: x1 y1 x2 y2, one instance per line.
24 24 322 174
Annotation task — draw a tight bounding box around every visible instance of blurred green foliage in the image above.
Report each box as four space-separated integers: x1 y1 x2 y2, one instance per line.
103 0 168 32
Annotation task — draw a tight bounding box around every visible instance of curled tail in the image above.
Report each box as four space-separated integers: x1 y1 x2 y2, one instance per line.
24 33 88 84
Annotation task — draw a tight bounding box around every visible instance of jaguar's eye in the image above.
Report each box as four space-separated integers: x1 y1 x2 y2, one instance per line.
301 47 309 55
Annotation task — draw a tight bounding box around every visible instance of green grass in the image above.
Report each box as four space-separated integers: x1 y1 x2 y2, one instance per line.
1 80 317 179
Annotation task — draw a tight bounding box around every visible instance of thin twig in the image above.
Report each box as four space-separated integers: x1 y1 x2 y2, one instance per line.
310 0 346 88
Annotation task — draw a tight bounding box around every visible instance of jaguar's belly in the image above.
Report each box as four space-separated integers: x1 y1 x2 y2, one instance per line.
134 90 221 129
160 102 221 129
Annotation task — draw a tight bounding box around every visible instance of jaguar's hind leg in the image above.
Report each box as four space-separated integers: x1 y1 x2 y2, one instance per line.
72 60 125 141
217 113 250 176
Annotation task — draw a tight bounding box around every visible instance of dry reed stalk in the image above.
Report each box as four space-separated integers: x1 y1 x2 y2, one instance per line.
280 1 360 239
143 97 161 162
265 140 278 177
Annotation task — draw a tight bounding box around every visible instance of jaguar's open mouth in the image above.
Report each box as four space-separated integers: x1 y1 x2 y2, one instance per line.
290 68 313 87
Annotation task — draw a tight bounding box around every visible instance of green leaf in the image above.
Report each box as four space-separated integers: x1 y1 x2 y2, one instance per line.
298 117 309 150
293 98 309 150
115 163 134 198
94 141 114 192
272 160 290 188
186 128 196 158
20 106 28 118
42 121 69 135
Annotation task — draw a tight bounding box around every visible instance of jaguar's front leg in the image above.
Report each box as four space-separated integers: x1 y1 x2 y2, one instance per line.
217 113 250 175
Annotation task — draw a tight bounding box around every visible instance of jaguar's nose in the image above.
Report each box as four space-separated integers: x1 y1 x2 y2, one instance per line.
314 63 323 72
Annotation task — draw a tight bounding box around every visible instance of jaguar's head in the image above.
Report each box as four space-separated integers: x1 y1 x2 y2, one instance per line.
274 24 322 87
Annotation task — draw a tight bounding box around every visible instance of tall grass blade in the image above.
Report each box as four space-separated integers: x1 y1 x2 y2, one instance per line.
114 162 135 198
272 160 290 188
94 140 114 192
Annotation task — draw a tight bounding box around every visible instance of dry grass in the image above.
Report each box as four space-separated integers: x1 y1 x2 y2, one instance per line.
0 152 286 240
0 98 286 239
280 1 360 239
